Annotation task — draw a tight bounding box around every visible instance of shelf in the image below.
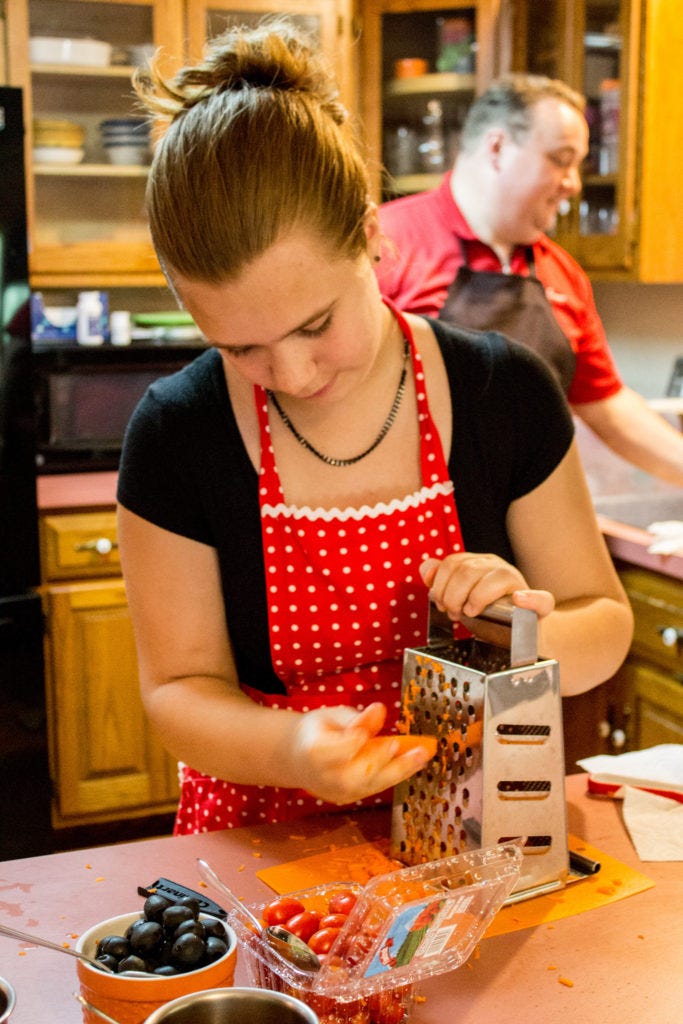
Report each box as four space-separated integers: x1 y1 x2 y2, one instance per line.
385 71 476 98
31 62 138 77
388 173 444 195
34 163 150 177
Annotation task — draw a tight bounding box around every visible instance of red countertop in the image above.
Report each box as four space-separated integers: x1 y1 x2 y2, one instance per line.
0 775 680 1024
37 472 117 513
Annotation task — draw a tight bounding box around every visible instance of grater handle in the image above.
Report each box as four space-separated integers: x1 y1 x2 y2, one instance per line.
429 596 538 667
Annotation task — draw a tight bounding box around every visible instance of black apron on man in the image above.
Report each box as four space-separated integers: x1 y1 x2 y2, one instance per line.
438 241 576 394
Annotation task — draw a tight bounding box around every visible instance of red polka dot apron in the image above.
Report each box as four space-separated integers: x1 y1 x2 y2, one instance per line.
174 304 465 834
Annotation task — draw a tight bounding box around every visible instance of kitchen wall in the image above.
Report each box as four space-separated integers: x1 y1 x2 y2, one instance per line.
592 282 683 397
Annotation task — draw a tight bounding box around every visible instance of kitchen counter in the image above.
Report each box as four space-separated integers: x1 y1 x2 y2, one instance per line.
37 472 117 514
0 774 680 1024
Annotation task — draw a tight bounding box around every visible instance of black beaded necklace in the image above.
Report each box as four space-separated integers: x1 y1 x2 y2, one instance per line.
267 340 410 467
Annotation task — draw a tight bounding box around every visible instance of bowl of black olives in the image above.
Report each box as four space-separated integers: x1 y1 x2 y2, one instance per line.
75 893 236 1024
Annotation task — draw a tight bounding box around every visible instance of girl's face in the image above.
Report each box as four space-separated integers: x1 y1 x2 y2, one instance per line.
172 219 385 405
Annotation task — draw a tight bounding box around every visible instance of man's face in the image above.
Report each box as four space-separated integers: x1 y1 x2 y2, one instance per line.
494 97 589 244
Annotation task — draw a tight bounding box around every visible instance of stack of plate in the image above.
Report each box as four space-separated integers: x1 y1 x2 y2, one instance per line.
33 118 85 165
100 117 151 166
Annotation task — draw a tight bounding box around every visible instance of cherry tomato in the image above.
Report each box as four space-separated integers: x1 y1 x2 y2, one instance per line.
367 991 407 1024
318 913 349 930
327 890 358 916
284 910 322 943
262 896 305 927
308 926 342 955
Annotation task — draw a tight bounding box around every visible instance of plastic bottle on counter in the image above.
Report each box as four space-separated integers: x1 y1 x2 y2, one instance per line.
418 100 446 173
599 79 620 175
76 290 105 345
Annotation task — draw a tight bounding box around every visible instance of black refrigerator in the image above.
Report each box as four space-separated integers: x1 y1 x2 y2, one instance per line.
0 86 51 858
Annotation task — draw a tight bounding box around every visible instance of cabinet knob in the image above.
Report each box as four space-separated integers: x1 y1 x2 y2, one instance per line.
659 625 683 652
75 537 118 556
611 728 627 749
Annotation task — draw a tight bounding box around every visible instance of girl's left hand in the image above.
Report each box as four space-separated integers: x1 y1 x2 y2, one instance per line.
419 553 555 621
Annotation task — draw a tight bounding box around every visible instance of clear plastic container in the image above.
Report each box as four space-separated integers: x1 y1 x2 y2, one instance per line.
231 842 522 1024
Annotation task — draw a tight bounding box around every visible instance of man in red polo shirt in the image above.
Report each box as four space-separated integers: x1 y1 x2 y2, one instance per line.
377 74 683 487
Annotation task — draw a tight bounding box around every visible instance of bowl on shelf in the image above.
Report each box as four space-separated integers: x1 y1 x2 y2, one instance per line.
33 145 85 166
33 118 85 150
102 142 150 166
29 36 112 67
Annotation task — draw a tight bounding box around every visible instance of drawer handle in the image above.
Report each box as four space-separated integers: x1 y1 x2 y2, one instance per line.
658 625 683 652
74 537 119 556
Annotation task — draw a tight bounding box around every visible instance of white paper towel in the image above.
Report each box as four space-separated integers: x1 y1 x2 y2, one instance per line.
622 786 683 861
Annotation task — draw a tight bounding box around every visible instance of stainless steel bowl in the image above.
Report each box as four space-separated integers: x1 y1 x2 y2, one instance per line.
0 976 16 1022
144 986 319 1024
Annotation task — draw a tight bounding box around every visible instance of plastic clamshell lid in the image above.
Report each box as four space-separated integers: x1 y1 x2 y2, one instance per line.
232 841 523 1001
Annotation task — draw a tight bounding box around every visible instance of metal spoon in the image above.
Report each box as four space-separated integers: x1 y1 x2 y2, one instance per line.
0 922 148 977
196 858 321 972
0 921 116 974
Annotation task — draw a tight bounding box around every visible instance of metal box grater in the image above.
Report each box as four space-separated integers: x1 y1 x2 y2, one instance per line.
391 599 569 900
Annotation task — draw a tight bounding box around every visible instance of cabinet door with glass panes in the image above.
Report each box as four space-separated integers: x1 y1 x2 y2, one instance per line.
185 1 356 112
6 0 185 288
358 1 505 202
512 0 637 274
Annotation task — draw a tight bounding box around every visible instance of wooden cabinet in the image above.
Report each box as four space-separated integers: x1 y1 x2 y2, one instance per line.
358 0 508 200
511 0 683 282
617 565 683 749
562 564 683 773
6 0 185 288
40 510 179 828
6 0 353 290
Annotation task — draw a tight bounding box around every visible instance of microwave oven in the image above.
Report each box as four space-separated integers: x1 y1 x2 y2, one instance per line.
32 341 206 473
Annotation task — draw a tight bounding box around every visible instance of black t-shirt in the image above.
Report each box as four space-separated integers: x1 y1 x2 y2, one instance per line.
117 318 574 695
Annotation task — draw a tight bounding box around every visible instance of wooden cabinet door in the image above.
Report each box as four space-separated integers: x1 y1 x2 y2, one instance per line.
358 0 505 201
185 0 356 109
5 0 185 288
45 578 178 827
512 0 683 282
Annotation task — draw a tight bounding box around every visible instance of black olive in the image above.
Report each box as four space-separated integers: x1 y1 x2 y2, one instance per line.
128 920 164 956
174 920 206 940
204 936 228 963
162 905 195 934
96 934 130 960
154 964 180 976
176 895 201 919
95 953 120 972
203 919 227 940
143 894 173 923
171 932 205 966
118 954 147 973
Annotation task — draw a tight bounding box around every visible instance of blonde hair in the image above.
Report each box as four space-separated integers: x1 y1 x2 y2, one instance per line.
135 18 371 282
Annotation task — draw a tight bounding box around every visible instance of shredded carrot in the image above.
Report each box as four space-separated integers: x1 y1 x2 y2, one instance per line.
237 864 245 872
638 934 645 940
252 851 262 858
95 877 105 883
413 995 426 1004
558 977 574 988
199 880 208 888
85 864 92 869
18 950 26 957
70 933 79 939
547 965 557 971
62 942 70 949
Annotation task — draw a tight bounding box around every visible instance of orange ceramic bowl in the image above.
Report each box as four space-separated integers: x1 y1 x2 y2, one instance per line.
75 911 237 1024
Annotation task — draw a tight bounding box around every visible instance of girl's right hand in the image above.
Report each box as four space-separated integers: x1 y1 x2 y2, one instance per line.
289 702 432 804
